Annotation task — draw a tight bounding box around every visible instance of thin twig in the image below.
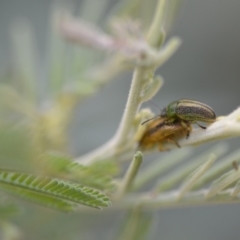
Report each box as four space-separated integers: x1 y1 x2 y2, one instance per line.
177 154 216 200
206 168 240 199
115 152 143 199
153 143 228 193
77 188 240 211
76 0 180 165
147 0 166 47
132 149 191 191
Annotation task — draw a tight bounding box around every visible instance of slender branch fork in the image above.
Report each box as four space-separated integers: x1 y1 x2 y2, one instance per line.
68 0 240 168
75 0 184 165
60 0 240 212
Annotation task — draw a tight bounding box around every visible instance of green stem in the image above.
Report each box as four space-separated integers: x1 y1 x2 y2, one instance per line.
147 0 166 47
76 0 178 165
114 69 148 149
116 152 143 199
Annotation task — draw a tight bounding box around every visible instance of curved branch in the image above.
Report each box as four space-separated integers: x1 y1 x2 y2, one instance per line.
162 107 240 150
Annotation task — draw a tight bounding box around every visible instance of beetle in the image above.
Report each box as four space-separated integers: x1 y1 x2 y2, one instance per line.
160 99 216 129
140 99 216 148
139 117 192 151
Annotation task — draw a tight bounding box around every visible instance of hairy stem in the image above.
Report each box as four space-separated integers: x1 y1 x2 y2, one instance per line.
114 68 149 149
76 0 173 164
115 152 143 199
147 0 166 47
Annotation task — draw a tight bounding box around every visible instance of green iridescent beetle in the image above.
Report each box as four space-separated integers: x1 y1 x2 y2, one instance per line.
160 99 216 129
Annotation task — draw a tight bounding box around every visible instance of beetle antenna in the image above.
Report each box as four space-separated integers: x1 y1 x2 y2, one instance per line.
149 100 161 113
141 100 162 125
141 115 159 125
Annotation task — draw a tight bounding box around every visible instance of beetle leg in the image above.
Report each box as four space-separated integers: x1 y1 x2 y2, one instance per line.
158 139 180 151
195 122 206 129
180 121 191 139
232 161 239 171
166 138 181 148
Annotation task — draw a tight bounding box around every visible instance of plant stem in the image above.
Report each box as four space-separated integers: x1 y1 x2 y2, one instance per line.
114 68 148 149
76 0 175 164
77 189 240 211
115 152 143 199
147 0 166 47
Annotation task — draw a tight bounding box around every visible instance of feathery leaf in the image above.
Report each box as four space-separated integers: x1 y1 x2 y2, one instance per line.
0 169 111 211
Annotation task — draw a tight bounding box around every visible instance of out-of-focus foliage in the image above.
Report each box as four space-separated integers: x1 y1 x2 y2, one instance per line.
42 152 118 190
0 168 111 211
0 196 19 220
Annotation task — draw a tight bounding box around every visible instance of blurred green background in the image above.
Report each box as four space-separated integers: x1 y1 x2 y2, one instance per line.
1 0 240 239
